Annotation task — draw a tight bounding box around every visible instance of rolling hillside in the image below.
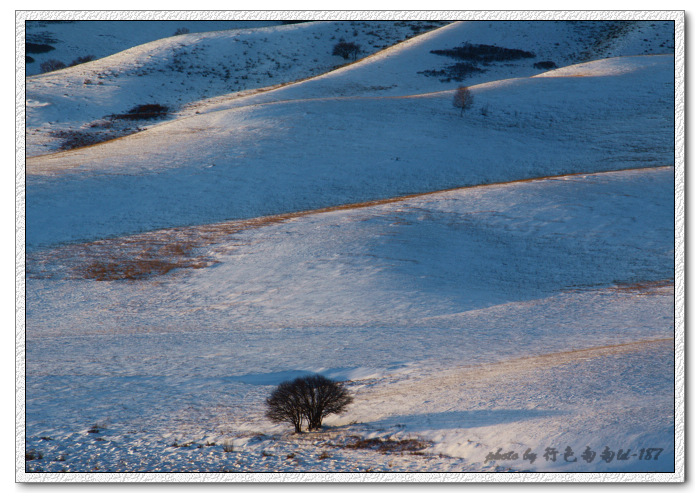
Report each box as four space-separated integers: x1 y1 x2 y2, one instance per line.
23 18 678 477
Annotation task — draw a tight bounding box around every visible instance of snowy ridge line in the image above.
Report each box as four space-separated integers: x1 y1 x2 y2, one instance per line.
193 164 672 224
194 52 679 110
31 164 671 245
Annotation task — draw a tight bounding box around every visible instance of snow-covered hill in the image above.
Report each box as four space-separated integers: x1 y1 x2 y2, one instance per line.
22 19 679 478
27 53 673 251
26 20 450 155
25 20 286 76
25 20 672 156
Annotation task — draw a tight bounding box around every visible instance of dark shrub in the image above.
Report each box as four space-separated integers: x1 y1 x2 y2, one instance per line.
111 104 170 121
69 55 95 66
265 379 306 433
26 42 56 54
266 374 353 432
533 60 557 70
40 59 66 73
332 40 361 60
419 62 484 83
174 27 190 35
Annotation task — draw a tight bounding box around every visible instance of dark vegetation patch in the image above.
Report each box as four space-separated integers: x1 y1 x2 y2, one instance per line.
533 60 557 70
342 436 430 454
110 103 170 121
26 42 56 54
430 43 536 63
393 20 448 36
50 128 133 151
25 450 43 461
420 42 535 82
26 223 229 281
69 54 95 66
332 40 362 60
49 104 172 151
39 59 67 73
566 20 642 61
419 62 484 82
83 255 211 281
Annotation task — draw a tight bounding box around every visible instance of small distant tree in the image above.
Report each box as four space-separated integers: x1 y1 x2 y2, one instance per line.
453 85 474 117
174 27 190 36
332 40 361 60
265 374 353 432
40 59 66 73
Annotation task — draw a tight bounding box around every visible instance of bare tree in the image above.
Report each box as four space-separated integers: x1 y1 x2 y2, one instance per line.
299 374 354 430
332 40 362 60
453 86 474 117
69 55 95 67
265 374 353 432
40 59 66 73
265 379 307 433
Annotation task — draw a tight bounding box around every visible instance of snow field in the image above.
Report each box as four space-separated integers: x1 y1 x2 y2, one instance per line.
22 19 678 477
26 168 674 473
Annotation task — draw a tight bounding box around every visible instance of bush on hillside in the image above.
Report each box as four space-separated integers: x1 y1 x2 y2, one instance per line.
40 59 66 73
110 104 170 121
533 60 557 70
332 40 361 60
265 374 353 433
69 55 95 66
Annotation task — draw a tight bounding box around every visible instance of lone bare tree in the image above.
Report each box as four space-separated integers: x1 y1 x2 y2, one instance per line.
453 86 474 117
332 40 361 60
265 374 353 432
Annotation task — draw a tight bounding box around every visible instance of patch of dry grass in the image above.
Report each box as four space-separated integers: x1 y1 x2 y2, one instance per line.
611 279 674 294
342 436 430 454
